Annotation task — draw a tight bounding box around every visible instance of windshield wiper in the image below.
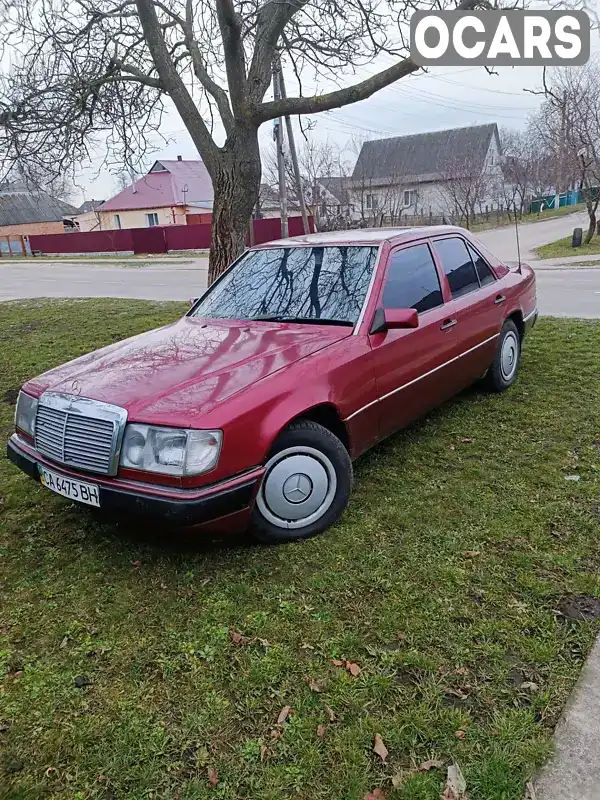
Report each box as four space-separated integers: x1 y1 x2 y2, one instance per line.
248 314 353 327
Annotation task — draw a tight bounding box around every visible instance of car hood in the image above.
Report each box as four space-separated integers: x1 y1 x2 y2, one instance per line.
25 316 350 424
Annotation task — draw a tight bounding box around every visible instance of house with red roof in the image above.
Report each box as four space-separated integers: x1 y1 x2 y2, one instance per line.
78 157 214 231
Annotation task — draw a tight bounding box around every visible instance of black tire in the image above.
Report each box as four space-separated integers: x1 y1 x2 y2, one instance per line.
484 319 521 393
250 420 353 544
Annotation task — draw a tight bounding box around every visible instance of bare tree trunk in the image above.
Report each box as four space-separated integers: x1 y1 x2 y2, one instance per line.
584 200 598 245
207 128 261 285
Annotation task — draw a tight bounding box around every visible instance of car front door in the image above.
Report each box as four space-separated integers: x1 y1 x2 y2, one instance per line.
431 236 505 386
369 241 462 442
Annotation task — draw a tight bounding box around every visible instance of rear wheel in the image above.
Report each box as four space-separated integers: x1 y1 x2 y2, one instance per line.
484 319 521 392
250 420 352 544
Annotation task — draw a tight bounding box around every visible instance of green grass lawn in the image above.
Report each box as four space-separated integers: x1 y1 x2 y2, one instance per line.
1 300 600 800
535 234 600 260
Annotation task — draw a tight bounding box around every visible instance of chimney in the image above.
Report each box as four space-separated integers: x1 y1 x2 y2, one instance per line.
177 155 182 161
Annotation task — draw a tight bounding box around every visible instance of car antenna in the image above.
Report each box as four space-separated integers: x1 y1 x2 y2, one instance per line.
513 200 522 274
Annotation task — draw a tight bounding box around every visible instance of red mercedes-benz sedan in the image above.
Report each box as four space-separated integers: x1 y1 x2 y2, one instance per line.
8 226 536 543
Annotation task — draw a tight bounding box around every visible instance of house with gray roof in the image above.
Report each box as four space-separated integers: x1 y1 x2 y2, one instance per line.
0 180 79 238
350 123 502 223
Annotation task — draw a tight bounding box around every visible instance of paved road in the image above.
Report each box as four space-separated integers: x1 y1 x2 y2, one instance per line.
477 211 589 261
1 213 599 317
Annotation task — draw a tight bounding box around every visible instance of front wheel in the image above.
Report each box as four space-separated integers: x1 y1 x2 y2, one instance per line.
484 319 521 392
250 420 353 544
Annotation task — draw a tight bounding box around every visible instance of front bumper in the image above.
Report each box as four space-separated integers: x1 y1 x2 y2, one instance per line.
7 436 260 526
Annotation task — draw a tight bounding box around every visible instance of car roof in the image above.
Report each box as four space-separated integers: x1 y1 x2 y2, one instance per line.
253 225 470 249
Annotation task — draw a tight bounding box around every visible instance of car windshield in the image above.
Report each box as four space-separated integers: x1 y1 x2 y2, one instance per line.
192 245 379 325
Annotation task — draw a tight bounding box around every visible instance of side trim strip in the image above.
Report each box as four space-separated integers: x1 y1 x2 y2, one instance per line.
345 333 500 422
523 307 537 324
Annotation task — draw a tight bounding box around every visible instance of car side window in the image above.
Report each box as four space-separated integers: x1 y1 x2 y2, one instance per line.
381 243 443 314
434 237 480 299
467 243 496 287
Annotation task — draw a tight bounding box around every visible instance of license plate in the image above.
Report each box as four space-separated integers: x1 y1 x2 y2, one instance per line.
39 466 100 507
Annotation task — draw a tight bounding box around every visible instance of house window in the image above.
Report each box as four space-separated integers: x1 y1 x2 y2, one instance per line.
366 194 378 210
114 214 121 229
403 190 417 207
147 213 159 227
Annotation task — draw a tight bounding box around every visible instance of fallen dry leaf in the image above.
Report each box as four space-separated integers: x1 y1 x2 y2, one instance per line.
317 724 327 738
455 729 466 739
260 745 268 762
199 577 211 587
324 704 336 722
462 550 480 558
520 681 539 692
364 789 386 800
347 661 361 677
419 759 444 771
269 729 282 740
207 767 219 787
331 658 344 667
132 560 142 568
256 637 270 647
454 667 468 675
373 733 388 762
441 763 467 800
443 687 468 700
301 643 315 650
461 437 473 444
229 630 251 645
277 706 292 725
308 677 324 692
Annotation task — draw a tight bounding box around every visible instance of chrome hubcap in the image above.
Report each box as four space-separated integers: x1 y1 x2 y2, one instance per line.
257 446 337 530
500 331 519 380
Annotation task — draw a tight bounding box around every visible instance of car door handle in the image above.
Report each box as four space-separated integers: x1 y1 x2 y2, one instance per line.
440 319 457 330
494 294 507 305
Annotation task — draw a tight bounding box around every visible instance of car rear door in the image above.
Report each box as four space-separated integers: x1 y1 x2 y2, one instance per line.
369 241 462 442
430 236 505 385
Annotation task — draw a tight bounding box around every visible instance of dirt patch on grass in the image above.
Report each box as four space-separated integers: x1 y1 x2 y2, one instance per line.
559 595 600 622
2 388 19 405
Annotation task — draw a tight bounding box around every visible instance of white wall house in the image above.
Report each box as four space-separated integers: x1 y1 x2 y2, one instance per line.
350 123 504 224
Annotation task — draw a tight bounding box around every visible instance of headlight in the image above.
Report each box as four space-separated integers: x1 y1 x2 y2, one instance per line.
120 424 222 476
15 391 38 438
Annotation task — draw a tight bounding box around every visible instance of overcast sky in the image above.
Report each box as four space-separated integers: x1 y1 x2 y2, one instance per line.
73 8 600 205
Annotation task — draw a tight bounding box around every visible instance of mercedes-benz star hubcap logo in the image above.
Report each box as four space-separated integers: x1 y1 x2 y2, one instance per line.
283 473 313 504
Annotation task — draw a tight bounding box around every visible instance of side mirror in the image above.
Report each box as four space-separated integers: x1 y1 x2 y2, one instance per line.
189 297 198 308
370 307 419 334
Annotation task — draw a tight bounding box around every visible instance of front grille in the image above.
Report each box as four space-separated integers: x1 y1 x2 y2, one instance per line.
35 394 127 476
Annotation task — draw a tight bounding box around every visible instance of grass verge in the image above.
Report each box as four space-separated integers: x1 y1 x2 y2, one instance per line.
535 234 600 260
1 300 599 800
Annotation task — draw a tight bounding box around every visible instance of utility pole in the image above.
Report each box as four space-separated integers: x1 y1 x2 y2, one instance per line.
556 88 568 209
272 59 288 239
277 61 310 235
